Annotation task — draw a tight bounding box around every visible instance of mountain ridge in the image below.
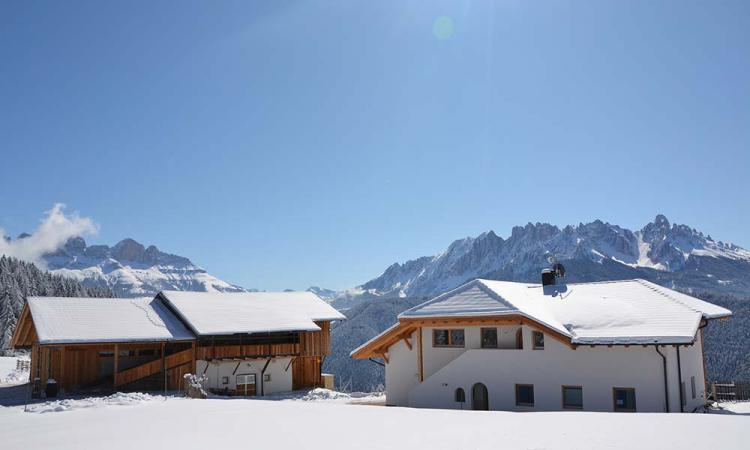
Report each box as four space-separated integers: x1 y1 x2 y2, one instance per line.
41 236 246 298
331 215 750 308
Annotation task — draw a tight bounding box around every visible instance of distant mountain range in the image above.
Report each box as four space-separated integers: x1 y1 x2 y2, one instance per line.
323 215 750 390
40 236 245 298
329 215 750 309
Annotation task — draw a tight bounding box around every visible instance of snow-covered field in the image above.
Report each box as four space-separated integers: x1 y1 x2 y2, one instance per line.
0 389 746 450
0 355 29 386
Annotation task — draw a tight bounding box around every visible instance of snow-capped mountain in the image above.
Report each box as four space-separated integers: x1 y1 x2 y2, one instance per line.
306 286 339 302
335 215 750 305
41 237 245 298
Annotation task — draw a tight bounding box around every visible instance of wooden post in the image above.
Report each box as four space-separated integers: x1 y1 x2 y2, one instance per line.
40 346 48 392
191 340 197 374
59 346 66 392
417 328 424 383
113 344 119 389
161 342 166 394
30 343 38 384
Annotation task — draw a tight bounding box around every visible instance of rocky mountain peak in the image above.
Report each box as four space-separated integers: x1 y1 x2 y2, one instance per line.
348 216 750 300
111 238 146 262
64 236 87 253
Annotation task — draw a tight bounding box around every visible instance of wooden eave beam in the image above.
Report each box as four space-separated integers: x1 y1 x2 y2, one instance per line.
10 304 34 348
399 315 575 349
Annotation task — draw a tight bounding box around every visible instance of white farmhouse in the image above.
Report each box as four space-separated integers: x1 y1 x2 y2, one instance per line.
351 275 731 413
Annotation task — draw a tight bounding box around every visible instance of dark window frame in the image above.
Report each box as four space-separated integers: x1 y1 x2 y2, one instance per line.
480 327 498 349
515 328 523 349
532 331 545 350
562 385 583 410
455 387 466 403
515 384 535 407
613 387 636 412
432 329 465 348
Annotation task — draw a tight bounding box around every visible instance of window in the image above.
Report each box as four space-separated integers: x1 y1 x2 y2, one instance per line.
98 351 114 357
562 386 583 409
515 329 523 349
481 328 498 348
138 349 155 357
532 331 544 350
691 376 696 399
221 376 229 385
236 374 256 385
515 384 535 406
263 374 271 382
119 350 135 357
455 387 465 403
613 388 636 412
432 329 465 348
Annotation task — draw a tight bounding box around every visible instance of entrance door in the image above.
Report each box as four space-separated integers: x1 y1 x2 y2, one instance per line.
472 383 489 410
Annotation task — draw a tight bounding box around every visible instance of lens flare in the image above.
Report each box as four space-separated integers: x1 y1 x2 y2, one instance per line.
432 16 454 40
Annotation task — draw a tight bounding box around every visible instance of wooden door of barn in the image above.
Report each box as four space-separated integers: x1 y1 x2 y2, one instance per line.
292 357 321 390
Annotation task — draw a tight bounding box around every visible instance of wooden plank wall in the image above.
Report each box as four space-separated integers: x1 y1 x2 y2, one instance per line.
292 356 322 389
196 343 299 360
299 321 331 357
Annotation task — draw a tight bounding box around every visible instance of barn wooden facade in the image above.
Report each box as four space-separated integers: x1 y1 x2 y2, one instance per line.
10 291 344 397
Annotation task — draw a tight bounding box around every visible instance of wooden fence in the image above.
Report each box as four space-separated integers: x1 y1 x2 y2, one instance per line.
709 381 750 402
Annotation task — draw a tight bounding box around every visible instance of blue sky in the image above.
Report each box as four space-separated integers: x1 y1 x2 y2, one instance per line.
1 1 748 291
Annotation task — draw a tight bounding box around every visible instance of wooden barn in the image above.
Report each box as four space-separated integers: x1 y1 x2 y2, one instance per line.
10 291 344 397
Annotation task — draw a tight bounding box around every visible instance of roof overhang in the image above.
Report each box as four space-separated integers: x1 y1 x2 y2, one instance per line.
351 313 576 359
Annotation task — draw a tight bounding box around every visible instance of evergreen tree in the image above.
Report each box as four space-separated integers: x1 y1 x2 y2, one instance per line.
0 256 115 348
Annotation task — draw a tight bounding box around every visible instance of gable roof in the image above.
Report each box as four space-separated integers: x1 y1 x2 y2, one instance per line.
158 290 345 336
401 278 731 345
24 296 195 345
352 278 732 357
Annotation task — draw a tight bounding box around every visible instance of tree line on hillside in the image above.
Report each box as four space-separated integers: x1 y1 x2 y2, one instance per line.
0 256 114 349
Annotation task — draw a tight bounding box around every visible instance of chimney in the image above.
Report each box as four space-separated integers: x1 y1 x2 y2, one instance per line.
541 268 556 286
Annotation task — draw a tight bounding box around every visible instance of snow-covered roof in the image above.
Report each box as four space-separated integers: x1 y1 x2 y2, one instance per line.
27 297 195 345
398 279 732 345
158 291 345 336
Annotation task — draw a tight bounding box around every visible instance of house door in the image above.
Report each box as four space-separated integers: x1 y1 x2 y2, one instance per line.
472 383 489 410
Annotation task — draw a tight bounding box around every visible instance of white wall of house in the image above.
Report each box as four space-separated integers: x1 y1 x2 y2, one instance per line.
383 324 707 413
196 356 293 395
384 331 420 406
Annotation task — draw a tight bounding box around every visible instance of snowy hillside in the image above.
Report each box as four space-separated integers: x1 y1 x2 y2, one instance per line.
0 392 746 450
41 237 245 298
337 215 750 305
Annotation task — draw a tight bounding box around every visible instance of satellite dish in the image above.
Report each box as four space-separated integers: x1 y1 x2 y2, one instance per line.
547 256 557 264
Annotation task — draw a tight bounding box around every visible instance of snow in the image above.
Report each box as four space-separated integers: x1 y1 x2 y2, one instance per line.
714 402 750 415
23 392 162 413
0 356 29 386
27 297 194 344
0 392 745 450
159 290 345 335
398 279 731 345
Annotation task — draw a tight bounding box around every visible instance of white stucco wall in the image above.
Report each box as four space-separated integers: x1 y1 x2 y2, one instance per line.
383 324 707 413
196 357 293 395
384 331 420 406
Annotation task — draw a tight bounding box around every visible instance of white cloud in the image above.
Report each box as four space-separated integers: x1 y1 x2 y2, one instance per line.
0 203 98 267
